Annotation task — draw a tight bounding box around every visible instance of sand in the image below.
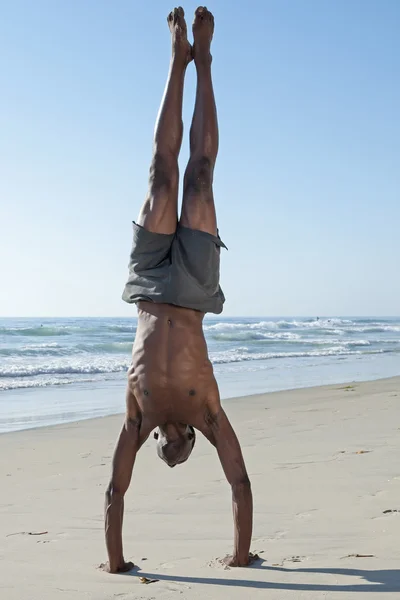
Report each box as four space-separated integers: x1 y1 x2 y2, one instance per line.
1 376 400 599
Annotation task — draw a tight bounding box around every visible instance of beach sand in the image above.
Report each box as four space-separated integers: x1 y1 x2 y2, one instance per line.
1 376 400 599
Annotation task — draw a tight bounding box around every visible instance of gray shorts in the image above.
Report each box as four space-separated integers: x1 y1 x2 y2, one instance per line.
122 222 226 314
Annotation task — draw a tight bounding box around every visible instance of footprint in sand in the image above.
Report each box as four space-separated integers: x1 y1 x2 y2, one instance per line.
368 489 386 499
114 595 156 599
257 530 287 543
159 561 176 569
296 509 318 519
274 555 307 565
177 491 214 500
275 463 302 470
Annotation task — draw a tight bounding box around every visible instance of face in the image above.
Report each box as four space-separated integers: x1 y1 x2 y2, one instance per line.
154 424 196 468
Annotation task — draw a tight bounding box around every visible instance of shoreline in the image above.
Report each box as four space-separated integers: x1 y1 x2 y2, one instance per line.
0 374 398 438
1 353 399 433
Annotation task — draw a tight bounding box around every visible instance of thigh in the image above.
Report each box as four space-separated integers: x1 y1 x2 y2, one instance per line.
179 158 217 236
180 189 217 235
137 154 179 235
137 193 178 235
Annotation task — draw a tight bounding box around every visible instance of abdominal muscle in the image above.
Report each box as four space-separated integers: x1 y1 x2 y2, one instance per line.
129 302 216 422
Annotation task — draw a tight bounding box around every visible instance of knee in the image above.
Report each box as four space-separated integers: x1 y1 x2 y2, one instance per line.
149 152 178 192
185 156 213 193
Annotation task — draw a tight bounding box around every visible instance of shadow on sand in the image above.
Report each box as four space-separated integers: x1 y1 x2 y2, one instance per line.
126 562 400 593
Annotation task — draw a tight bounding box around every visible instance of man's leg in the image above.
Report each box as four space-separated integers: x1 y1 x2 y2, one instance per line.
137 7 192 234
180 7 218 236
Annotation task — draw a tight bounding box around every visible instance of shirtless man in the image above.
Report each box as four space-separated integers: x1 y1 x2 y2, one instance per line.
103 7 254 573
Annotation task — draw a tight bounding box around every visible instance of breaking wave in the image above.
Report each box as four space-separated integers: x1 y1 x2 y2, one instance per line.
1 316 398 393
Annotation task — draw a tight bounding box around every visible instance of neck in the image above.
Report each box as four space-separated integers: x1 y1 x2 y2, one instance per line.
161 422 187 439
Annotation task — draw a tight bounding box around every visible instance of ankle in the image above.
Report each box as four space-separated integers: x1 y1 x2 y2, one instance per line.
194 53 212 69
170 54 189 71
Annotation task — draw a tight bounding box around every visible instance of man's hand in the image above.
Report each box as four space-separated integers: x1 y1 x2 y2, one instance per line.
99 560 135 574
222 552 260 568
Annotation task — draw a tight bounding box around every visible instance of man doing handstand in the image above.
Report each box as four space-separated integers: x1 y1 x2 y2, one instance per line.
103 7 254 573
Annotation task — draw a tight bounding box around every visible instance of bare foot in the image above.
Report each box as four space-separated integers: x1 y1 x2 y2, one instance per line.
167 7 192 66
192 6 214 65
99 560 135 574
221 553 260 568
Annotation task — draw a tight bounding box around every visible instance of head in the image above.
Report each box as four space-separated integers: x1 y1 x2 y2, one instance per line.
154 423 196 468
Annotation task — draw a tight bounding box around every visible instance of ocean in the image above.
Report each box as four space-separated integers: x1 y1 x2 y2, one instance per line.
0 316 399 433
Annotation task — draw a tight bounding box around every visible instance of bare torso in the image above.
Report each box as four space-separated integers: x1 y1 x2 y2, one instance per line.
129 301 218 428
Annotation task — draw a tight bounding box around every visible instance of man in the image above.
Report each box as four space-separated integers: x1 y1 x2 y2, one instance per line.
103 7 255 573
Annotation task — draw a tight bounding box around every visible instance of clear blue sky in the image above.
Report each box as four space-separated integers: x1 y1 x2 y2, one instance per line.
1 0 399 317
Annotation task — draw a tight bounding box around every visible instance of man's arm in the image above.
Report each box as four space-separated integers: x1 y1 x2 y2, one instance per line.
203 405 254 567
103 378 156 574
103 413 140 573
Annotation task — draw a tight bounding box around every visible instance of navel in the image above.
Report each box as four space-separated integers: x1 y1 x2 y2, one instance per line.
189 389 196 397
